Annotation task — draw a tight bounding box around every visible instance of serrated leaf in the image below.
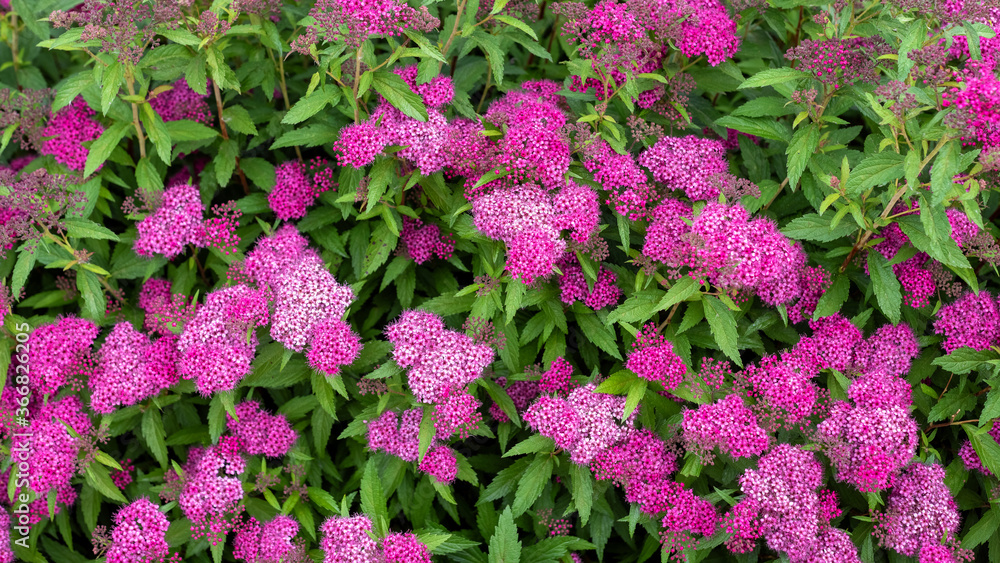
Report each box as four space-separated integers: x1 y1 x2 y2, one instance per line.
512 455 552 516
84 464 127 503
927 388 976 423
704 296 741 366
866 251 901 324
361 460 388 536
282 87 337 124
786 124 819 188
576 313 621 360
932 348 998 374
930 141 959 206
76 269 105 321
141 408 168 468
372 71 428 121
84 122 130 177
844 153 905 196
737 67 810 89
714 115 791 142
489 506 521 563
813 274 848 320
63 218 121 241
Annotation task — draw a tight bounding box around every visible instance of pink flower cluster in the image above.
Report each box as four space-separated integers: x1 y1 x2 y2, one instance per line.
488 358 576 422
869 222 937 308
173 439 246 536
386 310 493 405
875 462 970 561
682 394 769 463
149 79 212 124
367 408 459 483
725 444 858 562
226 401 298 458
0 510 13 563
625 323 687 390
638 135 730 201
268 159 335 221
90 322 179 413
334 66 454 173
40 96 104 172
785 37 891 88
295 0 438 51
644 200 828 316
399 216 454 264
557 256 621 309
19 396 92 522
320 515 431 563
525 381 716 557
104 499 172 563
133 183 207 258
943 63 1000 170
933 290 1000 353
177 284 269 395
244 226 358 364
138 278 197 335
234 515 306 563
27 315 98 396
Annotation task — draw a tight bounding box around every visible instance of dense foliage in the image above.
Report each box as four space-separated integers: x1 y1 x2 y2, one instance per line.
0 0 999 561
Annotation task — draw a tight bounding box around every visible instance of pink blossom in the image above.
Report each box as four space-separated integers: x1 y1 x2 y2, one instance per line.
875 463 962 558
90 322 179 413
227 401 298 457
40 97 104 172
134 183 207 258
320 515 378 563
933 290 1000 353
682 394 770 463
625 323 687 390
307 318 362 376
177 441 246 527
234 515 304 563
27 315 98 396
400 217 454 264
381 532 432 563
104 499 171 563
638 135 730 200
149 79 212 124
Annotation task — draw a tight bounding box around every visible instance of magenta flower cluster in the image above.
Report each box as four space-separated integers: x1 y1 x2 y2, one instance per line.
320 514 431 563
40 96 104 172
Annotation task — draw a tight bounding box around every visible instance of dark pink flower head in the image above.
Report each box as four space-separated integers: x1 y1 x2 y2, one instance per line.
386 310 494 403
177 285 269 395
933 290 1000 353
301 0 439 50
643 198 694 265
270 250 355 352
854 323 919 378
21 396 92 521
334 122 388 169
552 181 600 244
591 429 677 490
738 354 819 430
526 383 636 465
682 394 769 463
815 374 917 493
40 96 104 172
177 443 246 525
395 66 454 109
875 462 962 558
625 323 687 390
0 510 13 563
381 532 432 563
399 216 454 264
638 135 730 201
243 224 313 289
28 316 99 396
320 514 378 563
419 444 459 484
367 408 423 463
794 313 863 373
234 515 303 563
90 322 179 413
226 400 298 458
134 183 207 258
728 444 856 560
433 390 483 439
104 499 171 563
149 79 211 124
308 318 362 376
269 161 318 221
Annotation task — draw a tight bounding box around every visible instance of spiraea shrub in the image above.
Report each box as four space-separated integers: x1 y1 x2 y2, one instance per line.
0 0 999 561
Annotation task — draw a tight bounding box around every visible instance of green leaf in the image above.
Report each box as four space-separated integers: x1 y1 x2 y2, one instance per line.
813 274 848 320
100 61 124 115
569 463 593 526
484 378 522 427
962 507 997 549
372 71 429 122
932 348 998 374
63 218 120 241
576 313 621 360
704 296 741 366
786 124 819 188
163 119 219 142
214 138 239 186
223 105 258 135
84 464 127 503
141 408 168 468
76 270 105 321
503 434 554 457
866 251 901 324
929 141 959 206
928 388 976 423
84 122 130 177
139 102 172 164
11 246 35 299
965 426 1000 484
714 115 791 142
737 67 810 89
361 460 388 536
494 14 538 40
489 507 522 563
512 455 552 516
363 222 398 276
282 87 338 125
844 153 905 196
623 378 647 418
470 31 505 87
